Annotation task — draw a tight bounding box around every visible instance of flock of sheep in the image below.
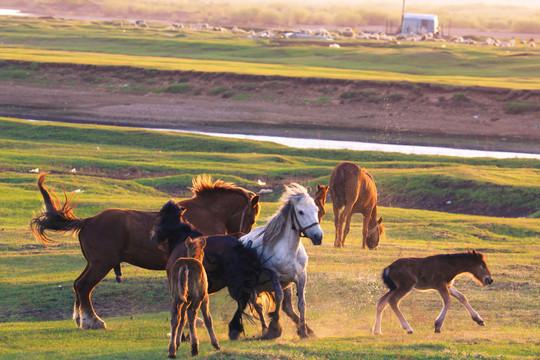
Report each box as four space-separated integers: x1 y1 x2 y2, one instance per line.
112 20 536 48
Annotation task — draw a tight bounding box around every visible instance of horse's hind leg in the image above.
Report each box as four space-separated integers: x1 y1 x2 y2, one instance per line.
449 286 485 326
388 286 414 334
342 211 354 247
72 263 90 328
373 290 392 335
332 205 341 247
75 263 112 329
187 303 200 356
200 297 220 351
336 204 354 247
168 302 182 359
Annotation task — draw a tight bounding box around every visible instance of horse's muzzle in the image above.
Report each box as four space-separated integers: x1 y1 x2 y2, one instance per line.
483 276 493 285
310 232 323 246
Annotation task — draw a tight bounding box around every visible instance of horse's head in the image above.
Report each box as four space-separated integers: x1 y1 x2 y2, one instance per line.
150 200 192 248
467 249 493 286
286 183 324 246
185 237 206 262
366 217 384 250
229 195 260 234
314 184 328 223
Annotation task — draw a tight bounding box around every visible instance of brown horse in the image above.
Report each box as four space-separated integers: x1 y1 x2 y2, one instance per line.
167 237 219 358
373 250 493 335
328 162 384 249
30 174 260 330
314 184 328 223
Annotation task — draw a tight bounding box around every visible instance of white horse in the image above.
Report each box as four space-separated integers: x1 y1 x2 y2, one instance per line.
240 183 323 339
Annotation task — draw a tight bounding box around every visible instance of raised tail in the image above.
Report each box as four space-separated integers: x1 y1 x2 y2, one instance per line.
30 174 85 247
382 266 397 290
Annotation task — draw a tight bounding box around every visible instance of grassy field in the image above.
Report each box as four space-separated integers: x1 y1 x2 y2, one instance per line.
0 118 538 359
0 17 539 89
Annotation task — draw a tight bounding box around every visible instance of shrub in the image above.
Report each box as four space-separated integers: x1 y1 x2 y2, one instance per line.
504 101 540 114
208 86 228 95
164 83 190 94
452 92 470 103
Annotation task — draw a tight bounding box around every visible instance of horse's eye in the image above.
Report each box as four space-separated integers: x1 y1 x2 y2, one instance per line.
298 211 304 215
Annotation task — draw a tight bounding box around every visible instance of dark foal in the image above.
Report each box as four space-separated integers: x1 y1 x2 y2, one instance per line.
373 250 493 334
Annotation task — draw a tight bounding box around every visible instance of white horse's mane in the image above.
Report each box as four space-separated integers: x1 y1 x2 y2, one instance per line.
263 183 310 248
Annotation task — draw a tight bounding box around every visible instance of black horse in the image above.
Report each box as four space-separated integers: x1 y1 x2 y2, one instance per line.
150 200 272 340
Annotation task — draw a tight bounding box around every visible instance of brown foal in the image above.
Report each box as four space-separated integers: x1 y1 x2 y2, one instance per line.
168 237 220 358
373 250 493 334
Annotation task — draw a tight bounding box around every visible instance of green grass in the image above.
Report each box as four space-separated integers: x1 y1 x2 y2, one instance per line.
0 17 539 89
0 115 539 358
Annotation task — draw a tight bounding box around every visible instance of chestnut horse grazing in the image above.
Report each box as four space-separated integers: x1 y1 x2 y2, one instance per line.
151 201 270 341
328 162 383 249
30 174 260 330
373 250 493 335
314 184 328 223
167 237 219 358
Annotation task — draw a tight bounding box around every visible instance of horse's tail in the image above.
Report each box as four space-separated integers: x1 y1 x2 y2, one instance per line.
223 243 263 304
382 266 397 291
248 291 276 317
170 261 189 303
30 174 85 247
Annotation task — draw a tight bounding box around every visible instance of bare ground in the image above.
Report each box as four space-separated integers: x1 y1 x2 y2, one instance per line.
1 61 539 153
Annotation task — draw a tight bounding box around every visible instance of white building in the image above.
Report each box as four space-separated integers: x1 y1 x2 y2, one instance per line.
401 13 439 35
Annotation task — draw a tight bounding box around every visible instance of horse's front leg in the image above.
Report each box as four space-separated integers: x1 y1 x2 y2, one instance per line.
260 268 283 340
361 216 370 250
228 293 249 340
435 285 451 333
295 271 310 338
449 286 485 326
282 286 316 337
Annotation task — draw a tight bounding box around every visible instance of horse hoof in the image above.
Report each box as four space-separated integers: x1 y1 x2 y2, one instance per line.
115 276 122 283
261 324 282 340
168 353 176 359
260 330 281 340
434 329 441 333
477 321 485 326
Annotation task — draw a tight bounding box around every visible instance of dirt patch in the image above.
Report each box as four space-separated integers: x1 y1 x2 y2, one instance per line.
0 60 539 153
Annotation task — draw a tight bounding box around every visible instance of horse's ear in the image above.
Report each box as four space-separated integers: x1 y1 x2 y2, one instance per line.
317 184 322 190
378 217 383 224
251 195 260 207
467 248 472 254
200 237 207 248
178 206 187 216
186 237 193 245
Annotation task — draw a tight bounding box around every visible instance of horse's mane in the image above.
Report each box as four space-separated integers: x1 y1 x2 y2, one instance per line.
433 251 484 263
189 174 254 200
262 183 310 248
